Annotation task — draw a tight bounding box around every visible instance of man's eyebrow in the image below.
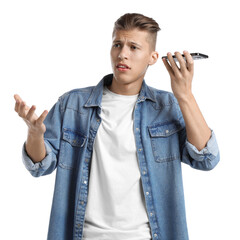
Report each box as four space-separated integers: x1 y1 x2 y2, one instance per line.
130 41 142 47
113 40 142 47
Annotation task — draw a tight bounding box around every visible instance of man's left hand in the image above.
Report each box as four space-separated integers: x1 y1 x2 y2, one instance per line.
162 51 194 101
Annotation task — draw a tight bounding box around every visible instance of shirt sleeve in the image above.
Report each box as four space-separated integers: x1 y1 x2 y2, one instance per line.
22 140 58 177
181 130 220 170
186 130 219 160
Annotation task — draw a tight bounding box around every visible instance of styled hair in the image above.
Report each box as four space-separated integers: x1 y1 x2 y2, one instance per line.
112 13 161 51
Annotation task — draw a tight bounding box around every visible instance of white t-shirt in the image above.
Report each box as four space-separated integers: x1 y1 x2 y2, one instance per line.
82 86 151 240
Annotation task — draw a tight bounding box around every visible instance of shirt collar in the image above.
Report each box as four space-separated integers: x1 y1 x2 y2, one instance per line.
84 73 156 108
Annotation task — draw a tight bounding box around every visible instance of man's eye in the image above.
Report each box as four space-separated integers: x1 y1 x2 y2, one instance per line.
114 43 120 48
131 46 137 50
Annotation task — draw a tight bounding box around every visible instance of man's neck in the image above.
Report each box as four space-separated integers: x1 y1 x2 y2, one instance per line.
108 76 143 95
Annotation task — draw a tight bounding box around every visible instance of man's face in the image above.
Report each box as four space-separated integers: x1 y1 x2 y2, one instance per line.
110 29 158 87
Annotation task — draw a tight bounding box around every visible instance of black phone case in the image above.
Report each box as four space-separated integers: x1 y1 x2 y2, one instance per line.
162 53 208 62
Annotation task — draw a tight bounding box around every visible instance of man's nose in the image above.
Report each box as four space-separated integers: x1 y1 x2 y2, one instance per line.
118 45 129 60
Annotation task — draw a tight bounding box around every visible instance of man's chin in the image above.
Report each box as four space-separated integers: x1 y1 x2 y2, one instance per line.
112 73 132 85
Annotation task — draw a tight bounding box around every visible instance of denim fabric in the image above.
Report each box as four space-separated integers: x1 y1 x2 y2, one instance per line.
22 73 220 240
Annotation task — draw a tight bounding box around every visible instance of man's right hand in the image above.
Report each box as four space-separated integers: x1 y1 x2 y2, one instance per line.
14 94 48 163
14 94 48 136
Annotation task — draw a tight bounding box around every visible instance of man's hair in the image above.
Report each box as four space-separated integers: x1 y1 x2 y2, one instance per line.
112 13 161 51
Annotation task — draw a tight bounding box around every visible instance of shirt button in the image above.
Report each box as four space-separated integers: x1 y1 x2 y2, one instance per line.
142 171 146 175
165 129 169 134
139 148 142 151
97 119 100 122
81 201 84 205
154 233 158 237
84 181 87 184
85 158 89 162
146 192 149 195
150 212 153 216
77 223 81 228
136 128 139 131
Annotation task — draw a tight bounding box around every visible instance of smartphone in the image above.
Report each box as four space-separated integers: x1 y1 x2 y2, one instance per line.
162 53 208 62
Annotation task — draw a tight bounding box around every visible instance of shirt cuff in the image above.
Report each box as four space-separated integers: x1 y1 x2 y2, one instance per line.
185 130 219 161
22 141 55 173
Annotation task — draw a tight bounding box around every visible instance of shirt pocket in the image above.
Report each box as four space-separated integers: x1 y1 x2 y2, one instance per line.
148 121 184 163
59 128 87 170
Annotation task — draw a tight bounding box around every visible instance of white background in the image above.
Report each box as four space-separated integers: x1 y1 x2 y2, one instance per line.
1 0 239 239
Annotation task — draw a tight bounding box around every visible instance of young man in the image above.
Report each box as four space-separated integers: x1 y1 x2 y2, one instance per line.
14 13 220 240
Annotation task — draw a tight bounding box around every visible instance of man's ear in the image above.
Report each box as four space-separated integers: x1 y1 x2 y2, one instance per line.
148 51 159 66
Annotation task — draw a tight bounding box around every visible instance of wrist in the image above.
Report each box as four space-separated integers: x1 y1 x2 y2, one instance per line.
26 131 46 163
27 129 44 140
175 92 195 104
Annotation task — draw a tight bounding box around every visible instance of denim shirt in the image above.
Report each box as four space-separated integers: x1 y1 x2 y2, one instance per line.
22 73 220 240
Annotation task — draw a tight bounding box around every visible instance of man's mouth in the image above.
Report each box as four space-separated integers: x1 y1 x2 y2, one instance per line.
116 63 131 71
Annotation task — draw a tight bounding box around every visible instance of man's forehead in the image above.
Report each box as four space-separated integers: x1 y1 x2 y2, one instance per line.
112 29 149 44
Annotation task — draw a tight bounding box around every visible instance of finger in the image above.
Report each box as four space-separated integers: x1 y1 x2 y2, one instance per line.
14 94 23 102
183 50 194 73
36 110 48 125
18 101 26 117
167 52 181 75
14 99 21 112
19 101 29 118
26 105 36 121
14 94 22 112
184 51 194 72
175 52 187 73
162 57 174 77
